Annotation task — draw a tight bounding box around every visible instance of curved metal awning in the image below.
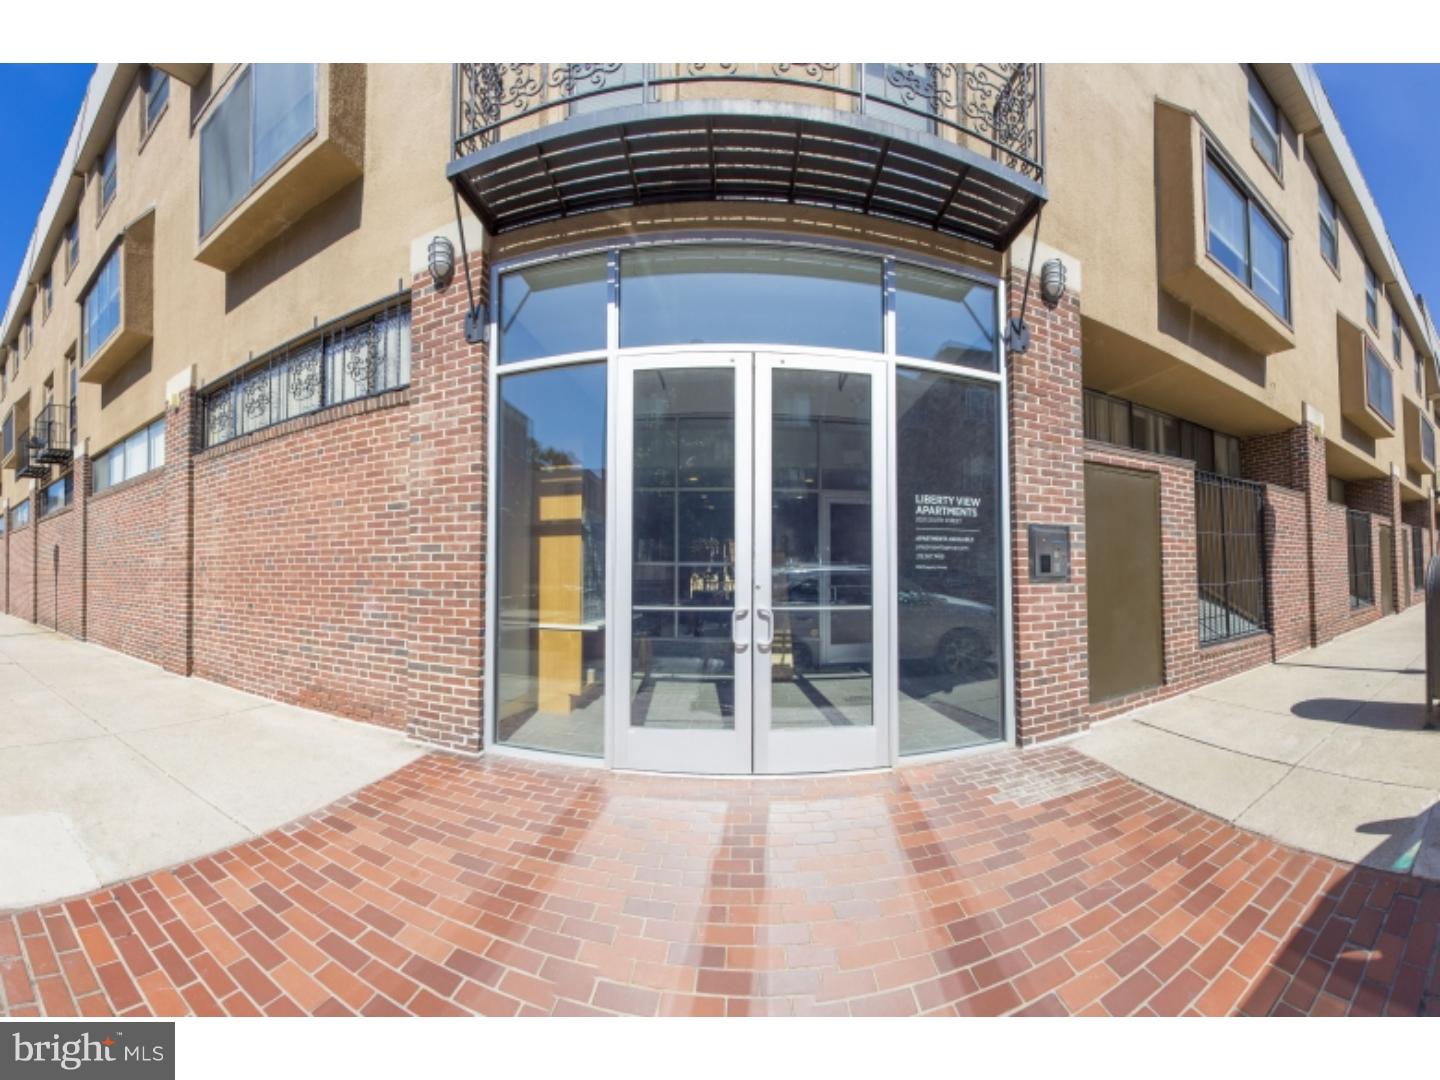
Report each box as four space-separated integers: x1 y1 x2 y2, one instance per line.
448 99 1047 251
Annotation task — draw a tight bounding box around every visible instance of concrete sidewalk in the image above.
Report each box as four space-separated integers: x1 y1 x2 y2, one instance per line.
1076 603 1440 877
0 614 423 911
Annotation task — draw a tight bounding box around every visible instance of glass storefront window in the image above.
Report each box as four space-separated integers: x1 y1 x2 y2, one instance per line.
895 265 997 370
494 362 607 756
630 368 738 731
620 246 883 352
499 255 608 364
895 368 1002 754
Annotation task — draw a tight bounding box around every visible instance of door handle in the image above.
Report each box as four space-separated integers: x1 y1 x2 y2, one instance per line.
756 608 774 653
732 608 749 653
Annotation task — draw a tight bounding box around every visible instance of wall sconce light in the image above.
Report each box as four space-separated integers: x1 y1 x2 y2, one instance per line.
1039 258 1067 308
427 235 455 288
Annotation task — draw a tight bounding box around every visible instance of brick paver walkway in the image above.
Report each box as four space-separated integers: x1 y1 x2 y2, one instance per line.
1 746 1436 1016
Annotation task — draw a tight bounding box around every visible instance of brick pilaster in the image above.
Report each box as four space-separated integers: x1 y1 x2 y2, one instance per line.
1007 265 1088 744
75 453 89 639
1240 423 1328 646
161 386 197 675
1349 472 1404 614
405 266 488 753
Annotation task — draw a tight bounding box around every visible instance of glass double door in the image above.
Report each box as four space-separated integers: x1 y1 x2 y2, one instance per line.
615 353 890 773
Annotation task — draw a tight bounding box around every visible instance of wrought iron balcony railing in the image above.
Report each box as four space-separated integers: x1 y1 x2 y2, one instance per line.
31 403 71 466
449 63 1046 249
14 431 49 481
454 63 1044 179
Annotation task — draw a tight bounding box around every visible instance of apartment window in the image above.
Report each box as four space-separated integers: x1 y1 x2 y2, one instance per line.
201 298 409 448
566 63 651 114
22 312 32 355
1393 310 1403 366
40 474 73 518
1415 341 1424 396
82 246 122 362
199 64 317 237
93 418 165 494
2 410 12 459
862 63 940 133
98 135 118 214
1422 416 1436 469
67 355 77 452
1247 67 1282 175
10 498 29 529
64 217 79 274
1346 509 1373 607
1204 155 1290 321
1083 389 1241 477
1364 341 1395 427
142 67 170 133
1196 473 1269 645
1130 404 1179 456
1365 263 1379 329
1318 181 1339 270
41 272 52 320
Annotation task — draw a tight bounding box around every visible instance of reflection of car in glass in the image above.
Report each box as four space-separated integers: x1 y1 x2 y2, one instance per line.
775 568 996 675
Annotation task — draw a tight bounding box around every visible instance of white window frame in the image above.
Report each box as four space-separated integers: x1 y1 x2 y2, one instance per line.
1318 181 1339 271
1247 67 1282 176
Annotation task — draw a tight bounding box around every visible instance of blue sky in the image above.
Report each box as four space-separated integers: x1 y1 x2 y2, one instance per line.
1315 64 1440 312
0 65 93 306
0 64 1437 322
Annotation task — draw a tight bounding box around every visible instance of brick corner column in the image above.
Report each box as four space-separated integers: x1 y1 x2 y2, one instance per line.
405 259 488 754
161 369 198 676
1007 254 1089 745
1348 469 1403 616
73 447 91 641
1240 419 1327 648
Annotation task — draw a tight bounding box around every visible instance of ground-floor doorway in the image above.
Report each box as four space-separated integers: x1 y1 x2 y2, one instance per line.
1084 462 1163 702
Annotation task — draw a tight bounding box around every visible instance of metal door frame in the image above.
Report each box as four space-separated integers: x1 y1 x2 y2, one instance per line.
754 351 891 774
611 352 754 774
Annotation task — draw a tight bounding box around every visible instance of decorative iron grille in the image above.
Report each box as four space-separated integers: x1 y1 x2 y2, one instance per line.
453 62 1044 181
1347 509 1373 608
201 298 410 449
1195 472 1269 645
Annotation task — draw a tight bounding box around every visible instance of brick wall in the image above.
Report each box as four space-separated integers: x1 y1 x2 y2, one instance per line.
191 391 412 729
87 468 172 666
7 515 34 622
1007 268 1089 744
34 501 83 638
1265 485 1311 658
404 268 488 753
1082 444 1274 722
1348 474 1403 616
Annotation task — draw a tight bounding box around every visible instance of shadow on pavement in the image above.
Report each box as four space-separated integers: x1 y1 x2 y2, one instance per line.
1236 802 1440 1016
1289 698 1433 729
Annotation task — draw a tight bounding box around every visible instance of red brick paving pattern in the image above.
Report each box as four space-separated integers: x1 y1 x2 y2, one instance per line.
0 746 1435 1017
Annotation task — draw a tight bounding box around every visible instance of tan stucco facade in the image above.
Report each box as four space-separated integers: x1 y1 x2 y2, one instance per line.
1042 63 1437 504
1 63 456 504
2 62 1435 514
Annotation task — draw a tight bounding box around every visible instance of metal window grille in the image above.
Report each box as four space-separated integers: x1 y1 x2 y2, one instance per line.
1347 509 1373 608
1196 472 1269 645
1412 525 1425 591
200 297 410 449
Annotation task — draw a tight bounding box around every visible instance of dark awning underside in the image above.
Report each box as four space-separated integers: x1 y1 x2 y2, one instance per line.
449 100 1047 251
